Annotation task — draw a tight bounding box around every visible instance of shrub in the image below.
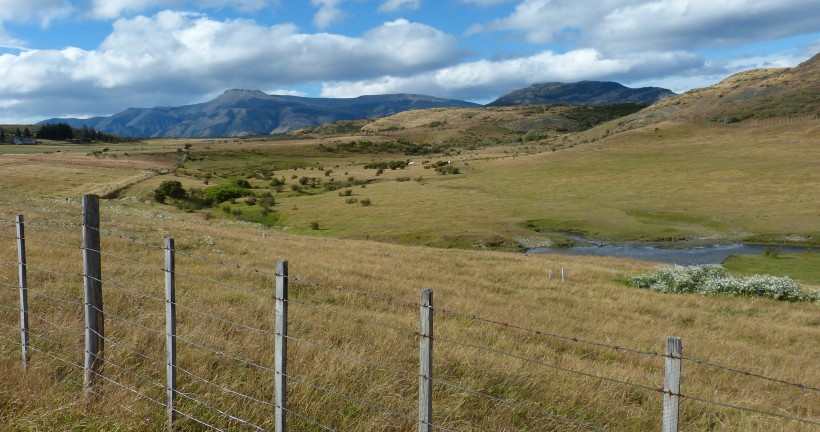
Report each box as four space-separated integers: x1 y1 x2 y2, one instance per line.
360 198 371 207
396 176 411 182
203 185 251 205
345 197 358 204
310 221 320 230
629 264 818 302
154 180 187 203
339 189 353 197
298 176 309 185
763 246 781 258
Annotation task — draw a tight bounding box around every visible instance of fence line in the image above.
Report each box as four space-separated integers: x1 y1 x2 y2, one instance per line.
2 200 818 431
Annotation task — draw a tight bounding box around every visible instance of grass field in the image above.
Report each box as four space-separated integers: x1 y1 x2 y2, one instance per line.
0 114 817 430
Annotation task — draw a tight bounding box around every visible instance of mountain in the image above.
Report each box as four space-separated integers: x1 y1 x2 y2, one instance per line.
488 81 675 106
613 52 820 130
40 90 479 138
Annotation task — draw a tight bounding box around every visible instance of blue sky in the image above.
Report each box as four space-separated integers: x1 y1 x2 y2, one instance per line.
0 0 817 123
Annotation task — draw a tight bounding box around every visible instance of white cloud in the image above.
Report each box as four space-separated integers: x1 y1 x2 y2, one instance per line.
311 0 345 29
267 89 309 96
0 0 73 26
86 0 277 20
320 48 703 100
458 0 516 5
378 0 421 13
0 11 462 121
481 0 820 53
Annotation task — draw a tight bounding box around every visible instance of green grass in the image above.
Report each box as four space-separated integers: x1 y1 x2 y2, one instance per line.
724 252 820 285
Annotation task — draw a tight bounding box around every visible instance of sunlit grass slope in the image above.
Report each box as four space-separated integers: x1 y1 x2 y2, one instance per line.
0 194 816 431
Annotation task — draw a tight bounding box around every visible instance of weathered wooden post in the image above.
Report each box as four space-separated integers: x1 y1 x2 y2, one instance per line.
419 289 433 432
16 215 30 370
275 260 288 432
83 194 104 398
165 238 177 431
663 336 682 432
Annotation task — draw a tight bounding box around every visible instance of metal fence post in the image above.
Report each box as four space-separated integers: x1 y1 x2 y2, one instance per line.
419 289 433 432
16 215 30 370
83 194 104 398
275 260 288 432
663 336 682 432
165 238 177 430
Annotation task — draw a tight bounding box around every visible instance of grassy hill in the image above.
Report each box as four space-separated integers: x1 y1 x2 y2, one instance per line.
0 60 818 430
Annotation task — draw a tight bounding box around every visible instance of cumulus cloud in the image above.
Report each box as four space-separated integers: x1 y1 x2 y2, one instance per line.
458 0 516 5
86 0 276 20
0 0 73 26
320 48 703 100
378 0 421 13
480 0 820 53
0 11 462 121
311 0 344 29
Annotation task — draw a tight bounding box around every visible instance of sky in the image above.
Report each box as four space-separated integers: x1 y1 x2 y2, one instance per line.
0 0 818 124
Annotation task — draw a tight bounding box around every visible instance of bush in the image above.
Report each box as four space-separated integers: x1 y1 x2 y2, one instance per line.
763 246 781 258
345 197 358 204
154 180 187 203
202 185 251 205
629 264 818 302
360 198 371 207
310 221 320 230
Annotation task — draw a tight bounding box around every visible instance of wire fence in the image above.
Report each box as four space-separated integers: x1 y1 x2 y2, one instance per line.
0 199 818 431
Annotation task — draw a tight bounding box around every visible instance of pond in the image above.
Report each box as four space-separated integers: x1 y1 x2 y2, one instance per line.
527 242 809 265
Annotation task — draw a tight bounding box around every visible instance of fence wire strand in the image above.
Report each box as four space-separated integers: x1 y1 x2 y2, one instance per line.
434 377 607 432
174 390 270 432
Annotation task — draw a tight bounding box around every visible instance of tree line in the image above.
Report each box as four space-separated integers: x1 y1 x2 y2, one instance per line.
1 123 133 143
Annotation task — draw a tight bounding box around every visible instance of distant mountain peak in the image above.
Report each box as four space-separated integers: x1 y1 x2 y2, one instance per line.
489 81 675 106
39 91 478 138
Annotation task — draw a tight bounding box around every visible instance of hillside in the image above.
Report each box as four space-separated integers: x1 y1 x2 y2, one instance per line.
488 81 675 106
39 90 479 138
616 53 820 130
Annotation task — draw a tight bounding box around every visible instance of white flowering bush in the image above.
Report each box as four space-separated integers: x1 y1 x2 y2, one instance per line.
629 265 819 302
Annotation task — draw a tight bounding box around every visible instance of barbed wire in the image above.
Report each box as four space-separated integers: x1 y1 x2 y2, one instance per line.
286 298 418 337
173 301 269 334
433 377 607 432
434 335 663 396
28 290 84 306
173 407 228 432
432 305 664 359
87 350 164 391
87 275 165 304
176 364 275 409
681 356 819 393
172 268 277 295
681 391 820 427
283 372 427 430
25 263 84 279
175 334 277 376
87 327 165 367
88 304 163 335
173 390 270 432
295 276 420 309
284 333 416 379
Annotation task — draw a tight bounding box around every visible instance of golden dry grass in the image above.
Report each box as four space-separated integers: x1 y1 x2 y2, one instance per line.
0 193 817 431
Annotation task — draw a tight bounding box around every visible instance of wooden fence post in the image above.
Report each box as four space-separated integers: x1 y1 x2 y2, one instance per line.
82 194 104 398
663 336 682 432
16 215 30 370
419 289 433 432
165 238 177 431
275 260 288 432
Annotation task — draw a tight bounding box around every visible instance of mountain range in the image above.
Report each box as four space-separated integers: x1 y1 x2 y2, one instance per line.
41 82 677 138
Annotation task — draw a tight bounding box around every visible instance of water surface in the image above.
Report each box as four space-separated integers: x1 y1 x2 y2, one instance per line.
527 243 808 265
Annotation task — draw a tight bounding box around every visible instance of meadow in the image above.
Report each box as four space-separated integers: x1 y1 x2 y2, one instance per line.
0 114 817 431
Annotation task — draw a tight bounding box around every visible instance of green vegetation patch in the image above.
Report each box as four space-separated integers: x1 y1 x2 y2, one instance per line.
723 252 820 285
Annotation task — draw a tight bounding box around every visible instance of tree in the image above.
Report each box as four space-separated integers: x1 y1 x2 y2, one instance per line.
0 129 5 142
36 123 73 141
22 128 31 138
153 180 188 203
